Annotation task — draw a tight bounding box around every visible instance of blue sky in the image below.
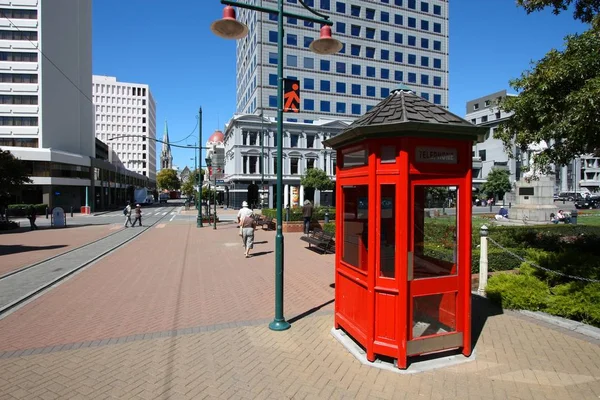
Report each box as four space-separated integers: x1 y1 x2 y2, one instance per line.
92 1 587 170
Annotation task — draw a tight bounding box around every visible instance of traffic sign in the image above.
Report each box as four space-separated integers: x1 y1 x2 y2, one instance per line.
283 79 300 113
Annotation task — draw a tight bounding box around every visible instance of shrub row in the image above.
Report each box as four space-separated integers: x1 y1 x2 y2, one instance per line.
0 220 19 231
6 204 48 217
487 264 600 328
489 225 600 253
422 221 600 261
423 244 523 274
262 206 336 222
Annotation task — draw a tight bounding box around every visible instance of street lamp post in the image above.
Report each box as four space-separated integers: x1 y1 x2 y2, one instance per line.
187 144 198 206
260 126 264 209
212 0 341 331
198 107 203 228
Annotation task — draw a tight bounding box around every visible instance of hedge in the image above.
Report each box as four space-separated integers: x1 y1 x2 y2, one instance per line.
323 222 335 234
262 206 336 222
0 220 19 231
7 204 48 217
487 264 600 327
423 244 524 274
488 225 600 253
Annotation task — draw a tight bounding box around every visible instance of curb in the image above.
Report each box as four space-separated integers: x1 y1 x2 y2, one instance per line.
92 211 113 216
518 310 600 340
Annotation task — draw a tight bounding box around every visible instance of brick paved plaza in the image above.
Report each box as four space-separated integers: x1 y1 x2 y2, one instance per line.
0 216 599 399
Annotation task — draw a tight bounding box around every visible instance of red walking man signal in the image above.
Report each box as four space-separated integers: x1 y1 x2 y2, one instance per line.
283 79 300 113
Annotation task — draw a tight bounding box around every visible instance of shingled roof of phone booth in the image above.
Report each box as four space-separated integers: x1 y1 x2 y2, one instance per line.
323 85 487 149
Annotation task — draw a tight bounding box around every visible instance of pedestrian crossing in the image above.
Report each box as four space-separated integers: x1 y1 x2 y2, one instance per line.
93 207 182 218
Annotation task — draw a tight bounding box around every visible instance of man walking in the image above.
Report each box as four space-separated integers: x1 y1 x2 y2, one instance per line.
237 201 253 246
302 200 313 235
27 205 38 231
131 204 143 227
123 201 132 227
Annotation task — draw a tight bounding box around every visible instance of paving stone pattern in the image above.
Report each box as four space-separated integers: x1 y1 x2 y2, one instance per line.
0 211 172 312
0 225 114 276
0 219 598 399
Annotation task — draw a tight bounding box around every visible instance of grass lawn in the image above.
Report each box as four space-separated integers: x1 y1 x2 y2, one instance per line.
578 214 600 226
427 213 600 229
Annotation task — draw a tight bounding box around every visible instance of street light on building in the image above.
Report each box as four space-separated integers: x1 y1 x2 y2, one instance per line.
211 0 341 331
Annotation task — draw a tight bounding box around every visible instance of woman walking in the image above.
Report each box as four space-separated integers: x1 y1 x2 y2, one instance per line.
131 204 143 227
241 212 257 258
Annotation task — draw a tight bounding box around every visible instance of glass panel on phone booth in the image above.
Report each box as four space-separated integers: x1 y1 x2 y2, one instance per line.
413 186 458 279
379 185 395 278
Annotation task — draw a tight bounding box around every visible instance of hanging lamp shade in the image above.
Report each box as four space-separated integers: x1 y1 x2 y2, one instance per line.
210 6 249 40
309 25 343 55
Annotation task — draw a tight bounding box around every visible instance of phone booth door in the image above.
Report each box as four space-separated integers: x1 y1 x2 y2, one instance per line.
407 180 465 356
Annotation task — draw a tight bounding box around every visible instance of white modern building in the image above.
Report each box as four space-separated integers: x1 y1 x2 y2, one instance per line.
92 75 157 183
0 1 150 211
221 114 350 209
464 90 520 189
235 0 448 122
0 0 96 208
466 90 600 195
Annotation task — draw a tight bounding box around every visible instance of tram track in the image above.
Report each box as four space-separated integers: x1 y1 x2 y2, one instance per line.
0 206 176 318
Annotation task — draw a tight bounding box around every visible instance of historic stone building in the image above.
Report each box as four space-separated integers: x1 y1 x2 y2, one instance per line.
221 114 350 209
160 121 173 170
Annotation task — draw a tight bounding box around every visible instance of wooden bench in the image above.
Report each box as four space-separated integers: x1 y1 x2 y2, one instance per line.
300 228 335 254
257 216 274 230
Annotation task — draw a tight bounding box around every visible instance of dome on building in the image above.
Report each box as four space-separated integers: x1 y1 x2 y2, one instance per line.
207 130 224 144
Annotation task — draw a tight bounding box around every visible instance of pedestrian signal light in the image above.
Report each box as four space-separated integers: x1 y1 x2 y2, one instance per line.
283 79 300 113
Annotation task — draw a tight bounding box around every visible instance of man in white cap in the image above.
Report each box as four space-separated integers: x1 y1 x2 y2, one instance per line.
237 201 253 245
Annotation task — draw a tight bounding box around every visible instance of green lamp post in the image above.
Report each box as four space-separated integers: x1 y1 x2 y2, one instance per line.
198 107 203 228
211 0 341 331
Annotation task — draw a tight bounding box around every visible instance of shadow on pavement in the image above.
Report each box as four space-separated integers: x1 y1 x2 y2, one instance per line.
250 251 273 257
471 294 503 351
254 241 268 245
289 298 335 324
0 223 112 235
0 244 68 256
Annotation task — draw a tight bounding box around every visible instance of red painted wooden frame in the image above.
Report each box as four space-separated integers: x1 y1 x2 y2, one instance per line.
334 137 473 369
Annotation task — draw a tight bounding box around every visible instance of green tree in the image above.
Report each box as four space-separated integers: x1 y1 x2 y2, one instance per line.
481 168 512 200
181 169 203 198
515 0 600 26
201 186 215 201
0 149 32 210
181 175 195 198
300 168 334 191
156 168 180 191
497 1 600 170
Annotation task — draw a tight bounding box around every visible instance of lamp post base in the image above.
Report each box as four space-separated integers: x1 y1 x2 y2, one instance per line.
197 216 203 228
269 319 291 331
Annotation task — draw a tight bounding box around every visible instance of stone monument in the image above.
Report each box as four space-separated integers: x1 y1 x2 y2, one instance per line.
508 141 557 224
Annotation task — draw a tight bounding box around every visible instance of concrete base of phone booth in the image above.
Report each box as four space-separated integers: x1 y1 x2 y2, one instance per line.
331 327 476 374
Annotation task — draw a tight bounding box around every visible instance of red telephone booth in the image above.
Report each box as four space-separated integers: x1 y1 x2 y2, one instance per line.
323 87 486 369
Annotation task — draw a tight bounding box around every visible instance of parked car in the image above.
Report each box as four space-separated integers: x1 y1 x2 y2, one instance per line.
555 191 588 202
575 196 600 209
159 193 169 204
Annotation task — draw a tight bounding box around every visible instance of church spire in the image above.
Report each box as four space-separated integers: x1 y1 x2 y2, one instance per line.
160 120 173 170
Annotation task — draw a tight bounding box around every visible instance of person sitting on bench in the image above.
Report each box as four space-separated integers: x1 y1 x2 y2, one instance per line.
495 207 509 220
